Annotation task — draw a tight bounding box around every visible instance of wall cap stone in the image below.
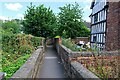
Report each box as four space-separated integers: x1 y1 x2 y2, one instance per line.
60 44 119 57
71 61 100 79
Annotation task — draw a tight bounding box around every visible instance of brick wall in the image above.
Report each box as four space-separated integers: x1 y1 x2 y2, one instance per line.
106 2 120 51
56 43 119 78
118 2 120 50
57 44 100 79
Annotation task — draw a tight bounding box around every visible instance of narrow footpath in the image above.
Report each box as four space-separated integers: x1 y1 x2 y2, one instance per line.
36 46 66 78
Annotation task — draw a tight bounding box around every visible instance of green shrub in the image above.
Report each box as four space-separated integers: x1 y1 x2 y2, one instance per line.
1 30 43 78
2 54 30 78
62 38 79 51
19 45 33 55
62 38 92 51
31 37 43 48
2 33 43 55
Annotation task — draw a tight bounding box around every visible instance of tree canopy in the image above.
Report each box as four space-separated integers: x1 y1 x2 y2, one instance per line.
22 3 57 38
22 3 90 39
58 2 90 39
2 20 21 34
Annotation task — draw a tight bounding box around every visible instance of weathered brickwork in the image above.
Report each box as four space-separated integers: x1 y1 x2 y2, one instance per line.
56 44 100 79
118 2 120 50
106 2 120 51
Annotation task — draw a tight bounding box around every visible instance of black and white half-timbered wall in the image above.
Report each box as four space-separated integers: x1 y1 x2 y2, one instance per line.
90 0 107 51
90 0 120 51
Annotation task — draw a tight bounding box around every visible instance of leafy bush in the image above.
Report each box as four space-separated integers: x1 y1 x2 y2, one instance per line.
2 53 30 78
2 20 21 34
62 38 79 51
62 38 92 51
1 29 43 78
2 33 43 55
31 37 43 48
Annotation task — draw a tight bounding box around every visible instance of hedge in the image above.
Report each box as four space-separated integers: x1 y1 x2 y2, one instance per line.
1 33 44 78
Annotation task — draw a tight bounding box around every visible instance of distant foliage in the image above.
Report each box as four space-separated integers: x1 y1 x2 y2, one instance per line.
23 3 57 38
77 25 90 37
22 3 90 39
58 2 90 39
2 20 21 34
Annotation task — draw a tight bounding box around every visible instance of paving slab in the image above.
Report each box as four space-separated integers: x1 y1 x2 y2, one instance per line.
37 46 66 78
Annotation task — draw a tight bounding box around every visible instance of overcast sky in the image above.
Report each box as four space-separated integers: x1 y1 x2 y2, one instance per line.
0 0 92 22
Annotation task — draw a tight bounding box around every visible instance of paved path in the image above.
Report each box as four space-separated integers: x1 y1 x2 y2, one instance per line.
36 46 66 78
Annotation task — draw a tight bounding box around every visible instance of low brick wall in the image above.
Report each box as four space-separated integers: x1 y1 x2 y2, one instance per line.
11 46 45 78
56 44 100 79
56 44 120 79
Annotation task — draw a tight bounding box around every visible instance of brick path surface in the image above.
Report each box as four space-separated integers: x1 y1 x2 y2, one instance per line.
36 46 66 78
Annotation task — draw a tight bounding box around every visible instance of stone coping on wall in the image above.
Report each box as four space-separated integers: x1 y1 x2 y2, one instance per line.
99 51 119 56
71 61 100 80
71 51 119 58
60 44 119 58
11 46 44 78
60 44 72 53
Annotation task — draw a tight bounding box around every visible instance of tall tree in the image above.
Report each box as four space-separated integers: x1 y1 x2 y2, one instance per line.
2 20 21 34
58 2 90 39
23 3 57 38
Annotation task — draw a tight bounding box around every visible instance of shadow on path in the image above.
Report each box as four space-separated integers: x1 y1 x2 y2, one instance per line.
36 46 66 78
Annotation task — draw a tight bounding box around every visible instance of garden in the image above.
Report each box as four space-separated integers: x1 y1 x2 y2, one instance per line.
61 38 120 79
77 54 120 78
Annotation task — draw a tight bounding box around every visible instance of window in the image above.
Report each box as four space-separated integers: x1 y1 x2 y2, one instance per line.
94 13 98 23
93 35 97 42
